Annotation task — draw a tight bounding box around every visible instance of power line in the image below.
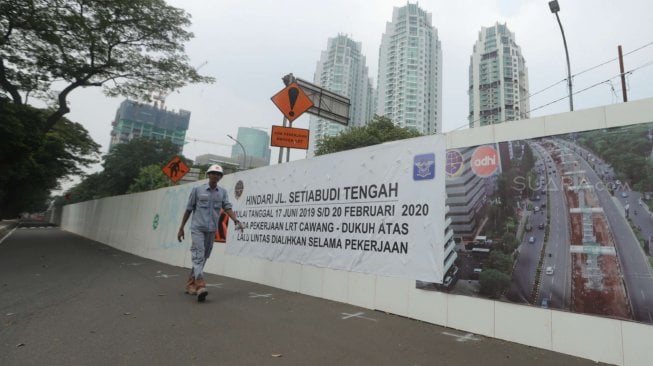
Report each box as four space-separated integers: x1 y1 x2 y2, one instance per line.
457 40 653 130
573 40 653 78
449 57 653 132
520 40 653 105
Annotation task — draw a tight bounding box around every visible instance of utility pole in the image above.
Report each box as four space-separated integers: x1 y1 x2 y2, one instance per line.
618 45 628 102
278 73 295 163
549 1 574 111
227 135 247 170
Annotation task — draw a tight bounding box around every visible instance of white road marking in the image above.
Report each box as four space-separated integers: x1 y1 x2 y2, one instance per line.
340 312 378 322
641 290 646 301
0 228 17 245
442 332 481 342
154 273 179 278
249 292 273 298
206 283 223 288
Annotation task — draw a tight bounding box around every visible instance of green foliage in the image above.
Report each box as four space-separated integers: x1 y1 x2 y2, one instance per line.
65 172 105 204
487 251 513 273
577 124 653 190
65 138 187 202
520 142 535 173
486 172 517 236
127 164 173 193
0 0 214 132
499 232 519 254
486 142 538 238
635 159 653 193
100 137 186 197
478 269 511 299
314 116 422 156
0 100 99 217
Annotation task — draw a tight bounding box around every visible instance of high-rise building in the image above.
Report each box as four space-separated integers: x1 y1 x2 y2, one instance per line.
445 147 488 239
109 99 190 151
468 22 529 128
307 34 374 157
376 3 442 135
230 127 271 169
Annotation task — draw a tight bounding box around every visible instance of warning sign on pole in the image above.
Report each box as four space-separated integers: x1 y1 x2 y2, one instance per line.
271 126 310 149
162 156 189 183
271 82 313 122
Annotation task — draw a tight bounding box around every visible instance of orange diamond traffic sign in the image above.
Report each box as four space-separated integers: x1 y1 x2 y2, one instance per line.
162 156 189 183
271 82 313 122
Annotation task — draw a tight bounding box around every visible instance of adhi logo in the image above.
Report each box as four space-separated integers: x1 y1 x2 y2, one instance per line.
471 145 498 177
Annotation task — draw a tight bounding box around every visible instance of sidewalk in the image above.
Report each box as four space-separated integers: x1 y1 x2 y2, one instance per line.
0 227 614 366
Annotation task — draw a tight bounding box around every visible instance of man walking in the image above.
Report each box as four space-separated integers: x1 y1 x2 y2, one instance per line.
177 164 243 302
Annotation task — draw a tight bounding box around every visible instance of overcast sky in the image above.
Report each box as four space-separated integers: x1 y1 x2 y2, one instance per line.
60 0 653 168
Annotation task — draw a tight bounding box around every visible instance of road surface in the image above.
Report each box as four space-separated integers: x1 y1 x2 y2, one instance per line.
0 222 612 365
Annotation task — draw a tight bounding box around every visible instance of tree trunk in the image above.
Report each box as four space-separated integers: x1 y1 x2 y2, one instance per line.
0 59 23 104
44 80 82 132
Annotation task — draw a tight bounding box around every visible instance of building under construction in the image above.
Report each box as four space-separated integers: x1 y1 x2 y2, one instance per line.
109 99 190 151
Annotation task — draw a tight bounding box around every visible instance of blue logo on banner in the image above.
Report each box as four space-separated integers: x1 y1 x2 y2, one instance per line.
413 153 435 180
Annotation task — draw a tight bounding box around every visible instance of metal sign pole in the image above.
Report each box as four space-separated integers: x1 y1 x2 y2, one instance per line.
286 121 292 163
277 116 288 163
272 73 350 164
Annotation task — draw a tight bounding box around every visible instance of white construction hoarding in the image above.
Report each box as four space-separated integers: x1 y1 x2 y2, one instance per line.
223 135 446 282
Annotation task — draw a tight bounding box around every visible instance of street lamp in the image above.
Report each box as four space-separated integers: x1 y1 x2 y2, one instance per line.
549 0 574 111
227 134 247 170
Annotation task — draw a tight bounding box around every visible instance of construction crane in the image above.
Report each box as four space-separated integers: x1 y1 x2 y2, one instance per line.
152 61 209 108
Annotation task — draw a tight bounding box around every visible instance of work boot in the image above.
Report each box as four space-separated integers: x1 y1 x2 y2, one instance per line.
185 275 197 295
195 278 208 302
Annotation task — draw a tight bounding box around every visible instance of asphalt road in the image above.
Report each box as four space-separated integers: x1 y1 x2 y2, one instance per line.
0 224 613 366
507 142 558 305
577 147 653 323
537 142 571 310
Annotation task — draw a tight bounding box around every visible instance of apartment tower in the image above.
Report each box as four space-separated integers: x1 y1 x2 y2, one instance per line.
307 34 374 156
376 3 442 135
468 23 529 127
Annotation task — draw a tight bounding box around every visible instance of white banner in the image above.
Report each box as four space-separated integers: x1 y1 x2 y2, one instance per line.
223 135 446 282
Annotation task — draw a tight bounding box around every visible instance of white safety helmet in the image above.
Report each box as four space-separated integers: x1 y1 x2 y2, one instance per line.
206 164 224 175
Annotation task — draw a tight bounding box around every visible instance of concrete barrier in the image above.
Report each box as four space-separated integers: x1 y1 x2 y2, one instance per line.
61 98 653 366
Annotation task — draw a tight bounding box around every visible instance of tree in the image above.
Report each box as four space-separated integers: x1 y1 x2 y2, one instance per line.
0 0 214 133
478 269 511 299
98 137 185 196
520 142 535 173
487 251 513 274
127 164 173 194
500 232 519 254
577 124 653 189
314 116 422 156
64 172 105 204
0 99 99 217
